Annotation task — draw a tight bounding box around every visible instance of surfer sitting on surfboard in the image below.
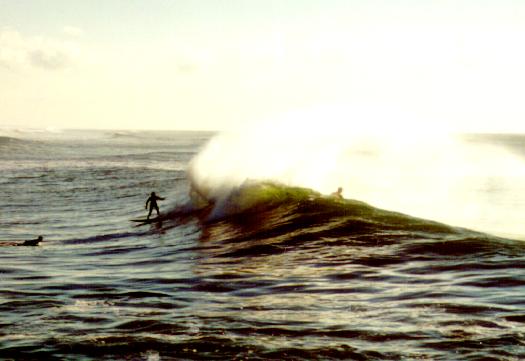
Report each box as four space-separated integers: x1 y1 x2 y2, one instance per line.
145 192 165 219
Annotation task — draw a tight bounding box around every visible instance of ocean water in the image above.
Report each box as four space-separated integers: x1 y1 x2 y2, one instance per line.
0 129 524 360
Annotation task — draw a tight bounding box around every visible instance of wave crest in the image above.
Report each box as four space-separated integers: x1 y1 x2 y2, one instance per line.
190 180 458 236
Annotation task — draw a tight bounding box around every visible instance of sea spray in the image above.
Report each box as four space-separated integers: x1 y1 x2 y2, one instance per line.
188 105 525 237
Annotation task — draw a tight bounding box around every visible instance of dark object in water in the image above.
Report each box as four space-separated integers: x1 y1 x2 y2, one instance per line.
19 236 44 246
130 217 161 224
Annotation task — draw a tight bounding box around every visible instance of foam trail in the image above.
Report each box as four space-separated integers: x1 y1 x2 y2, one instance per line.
188 105 525 237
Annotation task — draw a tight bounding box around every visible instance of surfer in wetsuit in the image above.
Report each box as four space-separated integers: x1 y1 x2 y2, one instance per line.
331 187 343 199
19 236 43 246
145 192 165 219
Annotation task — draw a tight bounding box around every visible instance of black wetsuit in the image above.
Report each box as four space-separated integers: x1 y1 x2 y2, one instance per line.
146 194 165 219
19 237 43 246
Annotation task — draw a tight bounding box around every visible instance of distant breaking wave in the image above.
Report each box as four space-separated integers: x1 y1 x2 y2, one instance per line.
0 136 26 145
0 136 40 155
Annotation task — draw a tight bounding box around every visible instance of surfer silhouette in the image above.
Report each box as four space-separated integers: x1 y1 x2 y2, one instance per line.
331 187 343 199
19 236 43 246
145 192 165 219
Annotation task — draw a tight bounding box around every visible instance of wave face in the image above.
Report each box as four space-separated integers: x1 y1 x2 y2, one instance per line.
191 180 502 253
1 129 524 360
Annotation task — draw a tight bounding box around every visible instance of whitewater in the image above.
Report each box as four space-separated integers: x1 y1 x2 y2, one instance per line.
1 126 524 360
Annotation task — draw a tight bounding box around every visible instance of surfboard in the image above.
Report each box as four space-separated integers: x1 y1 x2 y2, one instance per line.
0 240 41 246
0 241 20 247
130 217 162 224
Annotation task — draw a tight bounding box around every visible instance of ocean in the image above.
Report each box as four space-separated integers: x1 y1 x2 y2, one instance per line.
0 129 524 360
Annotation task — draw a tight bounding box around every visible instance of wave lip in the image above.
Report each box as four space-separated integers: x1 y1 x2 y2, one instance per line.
196 180 321 219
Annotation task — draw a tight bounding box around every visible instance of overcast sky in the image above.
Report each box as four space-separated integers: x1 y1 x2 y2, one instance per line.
1 0 525 131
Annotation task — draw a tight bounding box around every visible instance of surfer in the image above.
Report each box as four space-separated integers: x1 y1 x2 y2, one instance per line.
145 192 165 219
19 236 44 246
331 187 343 199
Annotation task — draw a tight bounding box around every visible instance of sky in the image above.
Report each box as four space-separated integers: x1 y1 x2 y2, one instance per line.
1 0 525 131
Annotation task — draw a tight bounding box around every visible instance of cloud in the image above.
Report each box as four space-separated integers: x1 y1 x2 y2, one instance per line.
28 49 70 70
0 28 80 71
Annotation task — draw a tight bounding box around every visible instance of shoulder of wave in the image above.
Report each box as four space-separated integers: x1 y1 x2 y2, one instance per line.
329 198 466 235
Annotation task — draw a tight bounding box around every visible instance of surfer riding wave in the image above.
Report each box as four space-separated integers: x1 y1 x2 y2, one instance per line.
145 192 165 220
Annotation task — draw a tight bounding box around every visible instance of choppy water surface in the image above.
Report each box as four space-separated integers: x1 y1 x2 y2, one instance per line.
1 130 524 360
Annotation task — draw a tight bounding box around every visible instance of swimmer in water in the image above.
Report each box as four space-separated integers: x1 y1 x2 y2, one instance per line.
19 236 44 246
